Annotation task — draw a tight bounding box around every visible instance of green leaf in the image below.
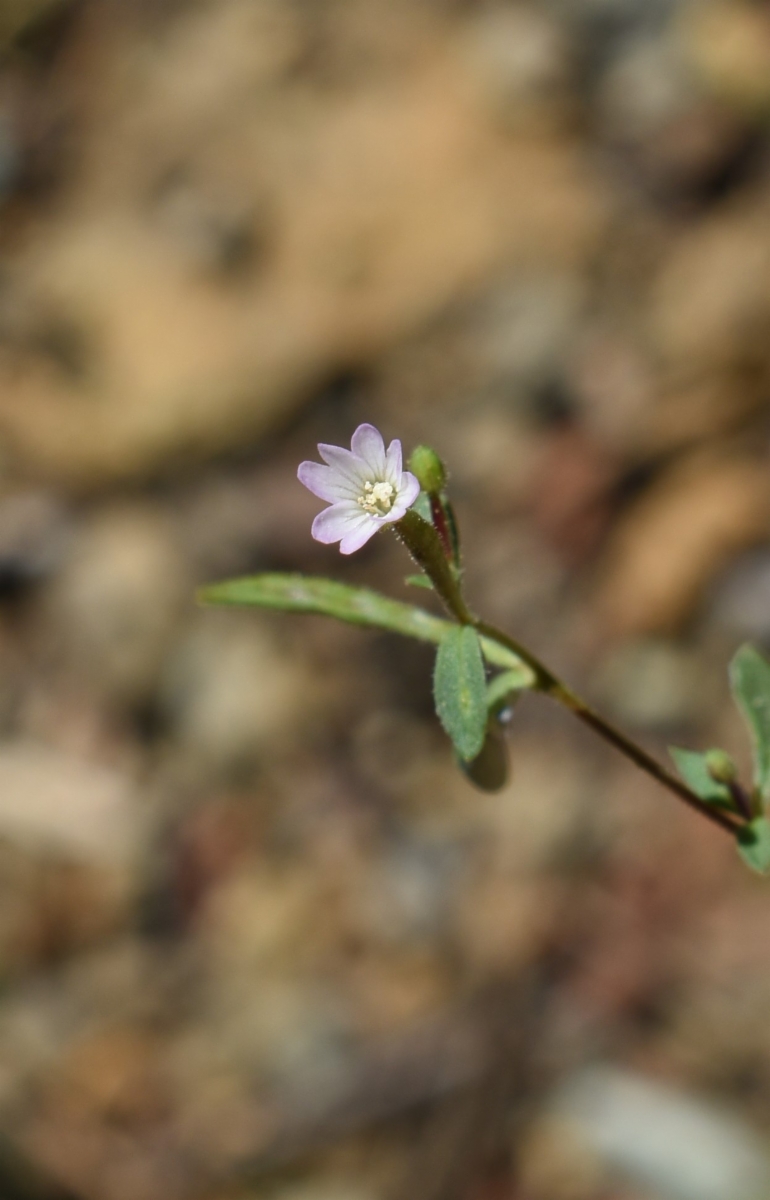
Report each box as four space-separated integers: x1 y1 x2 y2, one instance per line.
486 669 530 713
478 640 535 681
730 644 770 799
433 626 488 761
198 573 536 684
669 747 733 808
199 573 451 642
737 817 770 874
405 574 434 590
412 491 433 524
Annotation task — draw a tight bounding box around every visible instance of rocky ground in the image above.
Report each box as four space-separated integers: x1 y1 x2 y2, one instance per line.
1 2 770 1198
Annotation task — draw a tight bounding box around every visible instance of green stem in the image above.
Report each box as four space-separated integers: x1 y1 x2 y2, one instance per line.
474 618 740 835
394 510 473 625
395 512 742 838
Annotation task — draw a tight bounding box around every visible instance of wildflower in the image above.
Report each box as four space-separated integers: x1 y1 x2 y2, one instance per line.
298 423 420 554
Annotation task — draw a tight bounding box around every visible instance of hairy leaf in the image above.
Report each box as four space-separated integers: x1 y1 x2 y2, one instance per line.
198 573 535 681
433 626 488 761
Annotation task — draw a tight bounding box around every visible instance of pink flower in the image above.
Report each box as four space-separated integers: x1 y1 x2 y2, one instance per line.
298 424 420 554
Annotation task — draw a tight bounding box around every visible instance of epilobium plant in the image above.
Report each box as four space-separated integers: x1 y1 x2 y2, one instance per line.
200 424 770 875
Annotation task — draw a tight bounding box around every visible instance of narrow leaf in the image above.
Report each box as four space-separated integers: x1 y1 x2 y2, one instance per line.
478 640 536 681
730 644 770 798
737 817 770 874
405 574 434 590
198 573 535 683
434 626 488 761
487 670 530 714
669 747 733 809
200 573 451 642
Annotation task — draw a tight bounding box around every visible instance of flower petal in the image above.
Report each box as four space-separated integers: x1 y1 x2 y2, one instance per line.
395 470 420 512
340 515 380 555
317 443 368 487
385 438 402 483
311 501 361 544
298 460 358 502
351 424 386 478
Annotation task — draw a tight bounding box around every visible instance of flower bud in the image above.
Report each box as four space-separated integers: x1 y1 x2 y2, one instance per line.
705 748 738 785
460 722 509 792
408 445 447 494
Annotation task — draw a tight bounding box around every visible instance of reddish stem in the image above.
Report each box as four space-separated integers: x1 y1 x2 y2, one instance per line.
429 494 454 561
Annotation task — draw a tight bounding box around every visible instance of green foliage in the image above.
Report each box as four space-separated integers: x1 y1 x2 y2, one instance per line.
486 670 529 714
669 747 734 809
460 723 509 792
405 573 434 590
411 491 433 524
479 639 535 678
198 572 535 681
433 625 488 762
737 817 770 874
730 644 770 800
199 573 448 641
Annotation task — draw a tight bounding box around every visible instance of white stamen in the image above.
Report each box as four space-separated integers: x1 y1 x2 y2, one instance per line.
357 479 394 515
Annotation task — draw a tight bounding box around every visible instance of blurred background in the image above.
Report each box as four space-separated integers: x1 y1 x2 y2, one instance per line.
1 1 770 1198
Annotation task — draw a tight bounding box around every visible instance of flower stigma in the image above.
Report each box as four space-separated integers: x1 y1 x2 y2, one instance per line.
358 480 395 515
